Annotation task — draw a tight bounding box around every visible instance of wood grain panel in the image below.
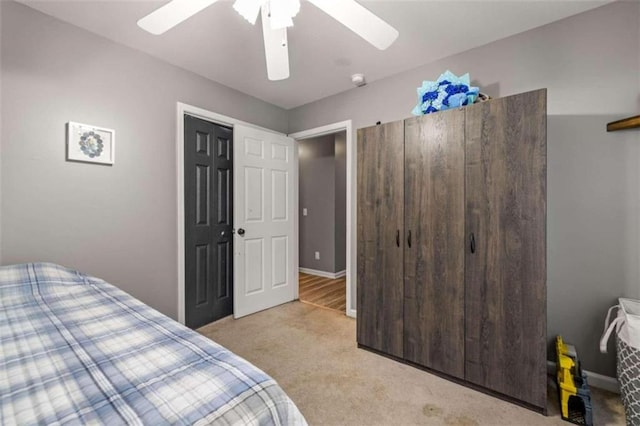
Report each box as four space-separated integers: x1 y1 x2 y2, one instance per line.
357 121 404 358
464 89 547 410
403 110 466 378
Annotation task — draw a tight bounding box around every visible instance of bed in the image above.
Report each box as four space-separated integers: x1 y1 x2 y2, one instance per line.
0 263 306 425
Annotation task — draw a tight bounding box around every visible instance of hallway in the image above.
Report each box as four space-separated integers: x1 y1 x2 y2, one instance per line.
298 272 346 314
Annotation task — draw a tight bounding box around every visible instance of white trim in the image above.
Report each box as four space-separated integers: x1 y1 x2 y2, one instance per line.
290 120 356 319
293 141 300 301
176 102 284 325
546 361 619 394
299 268 346 280
290 122 350 140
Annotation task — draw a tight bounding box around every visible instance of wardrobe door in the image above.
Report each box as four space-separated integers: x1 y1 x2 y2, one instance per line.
404 110 466 378
357 121 404 358
465 89 547 410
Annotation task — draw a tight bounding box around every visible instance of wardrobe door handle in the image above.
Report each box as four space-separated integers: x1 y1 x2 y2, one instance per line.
469 232 476 254
407 230 412 248
396 230 400 247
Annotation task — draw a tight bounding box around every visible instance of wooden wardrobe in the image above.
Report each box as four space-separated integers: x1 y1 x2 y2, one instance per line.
357 89 547 413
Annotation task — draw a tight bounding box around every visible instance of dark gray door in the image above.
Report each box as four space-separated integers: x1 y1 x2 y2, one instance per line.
465 89 547 410
403 110 466 379
184 114 233 329
356 121 404 358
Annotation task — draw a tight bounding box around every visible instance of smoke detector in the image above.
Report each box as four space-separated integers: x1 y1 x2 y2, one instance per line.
351 73 366 87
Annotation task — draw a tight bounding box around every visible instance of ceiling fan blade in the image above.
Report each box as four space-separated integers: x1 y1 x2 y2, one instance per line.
261 5 290 81
307 0 398 50
137 0 221 35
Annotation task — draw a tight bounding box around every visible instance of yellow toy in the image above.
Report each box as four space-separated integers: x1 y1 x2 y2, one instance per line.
555 336 593 425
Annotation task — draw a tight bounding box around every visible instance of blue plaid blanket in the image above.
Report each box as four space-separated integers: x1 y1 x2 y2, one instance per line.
0 263 306 425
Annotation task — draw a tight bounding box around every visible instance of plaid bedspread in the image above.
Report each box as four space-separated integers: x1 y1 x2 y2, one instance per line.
0 263 306 425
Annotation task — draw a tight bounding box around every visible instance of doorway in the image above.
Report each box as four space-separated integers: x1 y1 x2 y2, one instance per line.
296 130 347 314
178 103 298 326
183 114 234 329
290 121 355 318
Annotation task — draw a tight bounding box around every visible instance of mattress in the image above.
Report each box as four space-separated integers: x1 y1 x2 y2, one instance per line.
0 263 306 425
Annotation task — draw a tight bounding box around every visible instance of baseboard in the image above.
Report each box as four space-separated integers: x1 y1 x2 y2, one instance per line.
299 267 346 280
547 361 619 394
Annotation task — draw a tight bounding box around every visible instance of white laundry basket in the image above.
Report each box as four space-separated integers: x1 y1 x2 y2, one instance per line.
600 298 640 424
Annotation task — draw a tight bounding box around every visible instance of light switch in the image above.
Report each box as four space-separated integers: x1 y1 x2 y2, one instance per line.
315 251 320 260
303 208 308 216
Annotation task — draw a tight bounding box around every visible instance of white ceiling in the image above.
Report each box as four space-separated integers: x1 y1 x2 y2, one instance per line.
19 0 611 109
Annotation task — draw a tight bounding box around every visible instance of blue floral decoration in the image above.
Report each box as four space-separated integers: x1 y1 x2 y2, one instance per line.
412 70 480 116
79 131 104 158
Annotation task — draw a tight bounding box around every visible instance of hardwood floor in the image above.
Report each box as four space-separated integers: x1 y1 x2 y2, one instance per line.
298 272 346 314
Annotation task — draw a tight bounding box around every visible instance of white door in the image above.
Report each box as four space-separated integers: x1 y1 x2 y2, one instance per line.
234 124 296 318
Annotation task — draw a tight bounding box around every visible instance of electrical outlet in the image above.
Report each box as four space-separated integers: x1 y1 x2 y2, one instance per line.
315 251 320 260
303 208 308 216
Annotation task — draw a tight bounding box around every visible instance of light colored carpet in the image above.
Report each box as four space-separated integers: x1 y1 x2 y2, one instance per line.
198 301 625 425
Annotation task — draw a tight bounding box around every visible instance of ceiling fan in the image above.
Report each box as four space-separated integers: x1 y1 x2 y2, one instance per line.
137 0 399 81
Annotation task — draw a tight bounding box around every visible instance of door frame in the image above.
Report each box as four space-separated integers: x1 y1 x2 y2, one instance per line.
290 120 355 318
176 102 287 325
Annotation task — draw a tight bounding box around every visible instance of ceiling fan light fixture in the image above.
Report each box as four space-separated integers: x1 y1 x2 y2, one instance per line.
233 0 300 29
269 0 300 29
233 0 263 25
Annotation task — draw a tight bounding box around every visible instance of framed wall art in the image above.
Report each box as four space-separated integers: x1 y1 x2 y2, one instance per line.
66 122 115 165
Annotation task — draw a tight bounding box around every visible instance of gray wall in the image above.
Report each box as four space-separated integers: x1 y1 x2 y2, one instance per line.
334 131 347 272
289 2 640 376
0 1 288 319
299 135 336 272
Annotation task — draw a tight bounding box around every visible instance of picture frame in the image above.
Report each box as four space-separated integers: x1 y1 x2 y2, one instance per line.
66 121 115 165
